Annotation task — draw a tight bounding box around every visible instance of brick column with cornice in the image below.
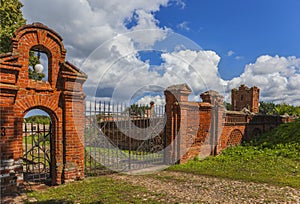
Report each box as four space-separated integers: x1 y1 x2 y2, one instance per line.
0 23 87 194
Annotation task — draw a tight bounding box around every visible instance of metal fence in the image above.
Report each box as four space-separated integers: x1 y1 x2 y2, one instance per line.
84 101 167 175
22 122 52 183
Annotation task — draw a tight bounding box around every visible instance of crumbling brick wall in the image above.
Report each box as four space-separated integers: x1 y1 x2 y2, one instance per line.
231 84 259 113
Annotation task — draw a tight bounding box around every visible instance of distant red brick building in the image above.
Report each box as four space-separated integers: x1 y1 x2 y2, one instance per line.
231 84 260 113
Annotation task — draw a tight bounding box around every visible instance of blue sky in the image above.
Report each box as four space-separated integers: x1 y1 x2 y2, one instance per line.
21 0 300 106
155 0 300 79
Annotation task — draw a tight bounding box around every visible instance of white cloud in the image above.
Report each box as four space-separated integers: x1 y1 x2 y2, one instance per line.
21 0 169 64
246 55 300 75
160 50 227 94
128 10 169 49
170 0 186 9
136 95 165 106
227 50 234 57
177 21 190 31
21 0 227 103
82 42 227 104
20 1 300 106
227 55 300 105
235 56 243 60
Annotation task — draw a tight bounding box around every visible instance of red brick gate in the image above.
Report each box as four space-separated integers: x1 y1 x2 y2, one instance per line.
0 23 87 194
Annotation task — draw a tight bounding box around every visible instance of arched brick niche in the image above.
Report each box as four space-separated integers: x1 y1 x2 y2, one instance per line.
0 23 87 194
227 129 243 146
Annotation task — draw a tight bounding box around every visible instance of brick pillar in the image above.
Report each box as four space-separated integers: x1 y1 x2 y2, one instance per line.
200 90 224 155
62 91 86 182
197 102 213 159
164 84 191 164
178 102 200 163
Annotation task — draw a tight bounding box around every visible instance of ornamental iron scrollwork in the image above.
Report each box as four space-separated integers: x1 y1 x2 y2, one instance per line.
22 122 52 182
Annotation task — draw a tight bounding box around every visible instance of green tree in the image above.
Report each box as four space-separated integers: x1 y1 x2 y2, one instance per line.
274 103 300 117
24 115 51 124
126 104 150 116
0 0 45 80
259 101 300 117
0 0 26 53
259 101 276 115
224 102 231 111
28 51 45 80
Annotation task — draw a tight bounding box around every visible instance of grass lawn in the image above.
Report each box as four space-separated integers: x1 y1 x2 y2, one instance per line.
167 145 300 188
25 120 300 203
26 176 165 203
168 119 300 188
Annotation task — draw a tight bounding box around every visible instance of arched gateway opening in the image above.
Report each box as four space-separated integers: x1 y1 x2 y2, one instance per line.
22 108 53 184
0 23 87 194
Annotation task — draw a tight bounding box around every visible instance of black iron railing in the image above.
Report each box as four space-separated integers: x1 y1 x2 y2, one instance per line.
22 122 52 183
84 101 166 175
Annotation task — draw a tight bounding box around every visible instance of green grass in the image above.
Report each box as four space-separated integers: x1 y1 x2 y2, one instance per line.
85 147 163 161
167 119 300 188
25 120 300 202
23 133 50 146
26 176 165 203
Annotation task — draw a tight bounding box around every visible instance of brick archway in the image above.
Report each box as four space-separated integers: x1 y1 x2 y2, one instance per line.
22 106 57 183
0 23 87 194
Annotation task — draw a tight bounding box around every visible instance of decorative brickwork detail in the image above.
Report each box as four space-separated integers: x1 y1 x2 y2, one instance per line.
227 129 243 146
0 23 87 194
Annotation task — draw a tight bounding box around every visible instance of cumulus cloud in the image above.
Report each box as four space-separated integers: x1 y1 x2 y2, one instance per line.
21 0 226 103
81 40 227 104
21 0 169 63
161 50 226 94
128 10 169 49
228 55 300 105
20 1 300 106
136 95 165 106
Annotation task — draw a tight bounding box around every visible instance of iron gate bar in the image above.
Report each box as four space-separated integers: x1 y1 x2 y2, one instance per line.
22 122 52 182
84 100 167 175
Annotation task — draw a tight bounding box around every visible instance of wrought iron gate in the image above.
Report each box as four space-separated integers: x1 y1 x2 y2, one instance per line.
22 122 52 183
84 101 166 175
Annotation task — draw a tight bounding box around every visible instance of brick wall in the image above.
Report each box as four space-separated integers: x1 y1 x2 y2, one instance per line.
163 83 294 164
164 84 219 163
217 113 289 153
0 23 87 194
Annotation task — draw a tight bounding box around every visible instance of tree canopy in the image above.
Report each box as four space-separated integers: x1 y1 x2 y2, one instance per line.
0 0 45 80
0 0 26 53
24 115 51 124
126 104 150 117
259 101 300 117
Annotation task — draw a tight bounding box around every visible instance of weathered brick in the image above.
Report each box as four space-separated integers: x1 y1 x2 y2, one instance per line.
0 23 87 195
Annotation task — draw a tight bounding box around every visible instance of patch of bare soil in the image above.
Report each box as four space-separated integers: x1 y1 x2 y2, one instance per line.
109 171 300 203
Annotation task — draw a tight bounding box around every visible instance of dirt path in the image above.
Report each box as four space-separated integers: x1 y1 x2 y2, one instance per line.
2 171 299 203
109 171 300 203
